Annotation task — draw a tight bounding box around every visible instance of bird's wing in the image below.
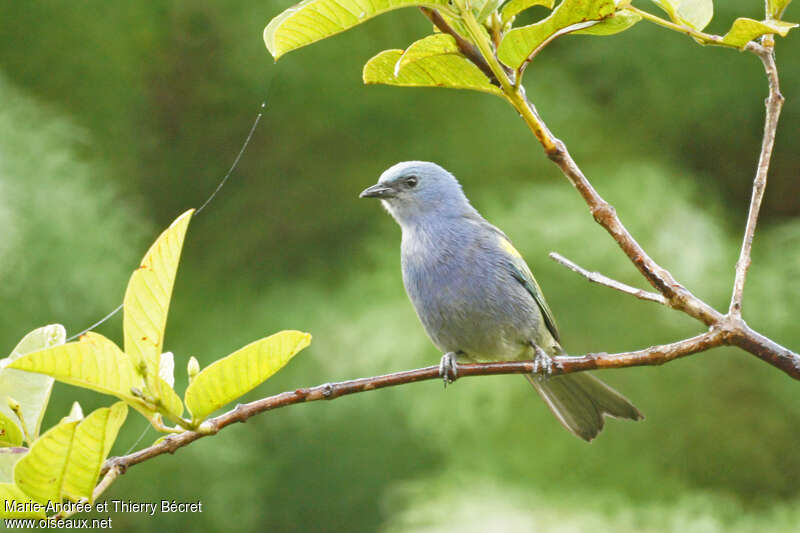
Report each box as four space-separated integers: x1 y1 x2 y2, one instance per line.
489 227 561 343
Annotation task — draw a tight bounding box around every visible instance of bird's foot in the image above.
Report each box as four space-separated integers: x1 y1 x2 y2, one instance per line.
531 344 554 381
439 352 458 388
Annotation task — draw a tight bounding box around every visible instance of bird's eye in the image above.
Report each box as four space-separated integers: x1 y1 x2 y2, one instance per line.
405 176 418 188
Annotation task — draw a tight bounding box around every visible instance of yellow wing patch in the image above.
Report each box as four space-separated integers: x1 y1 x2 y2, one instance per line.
497 234 561 343
499 237 524 259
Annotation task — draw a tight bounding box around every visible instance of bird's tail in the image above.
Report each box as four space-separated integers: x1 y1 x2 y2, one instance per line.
525 372 643 441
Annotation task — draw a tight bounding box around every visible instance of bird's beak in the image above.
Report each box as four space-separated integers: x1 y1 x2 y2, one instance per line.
359 183 396 199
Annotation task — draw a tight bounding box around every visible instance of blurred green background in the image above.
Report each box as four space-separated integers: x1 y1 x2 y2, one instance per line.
1 0 800 531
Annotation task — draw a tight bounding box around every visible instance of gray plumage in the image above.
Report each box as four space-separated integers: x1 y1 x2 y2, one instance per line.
360 161 643 441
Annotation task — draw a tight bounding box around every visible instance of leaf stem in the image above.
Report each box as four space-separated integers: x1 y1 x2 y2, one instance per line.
627 6 726 46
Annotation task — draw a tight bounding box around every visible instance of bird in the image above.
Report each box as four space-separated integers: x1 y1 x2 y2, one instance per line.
359 161 643 441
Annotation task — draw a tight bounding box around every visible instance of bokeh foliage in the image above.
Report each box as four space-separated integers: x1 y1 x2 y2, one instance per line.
0 0 799 530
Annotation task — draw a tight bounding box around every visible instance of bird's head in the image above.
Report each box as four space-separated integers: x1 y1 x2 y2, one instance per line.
359 161 472 226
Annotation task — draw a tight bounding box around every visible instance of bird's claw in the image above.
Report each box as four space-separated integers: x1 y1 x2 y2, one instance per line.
439 352 458 387
532 344 554 380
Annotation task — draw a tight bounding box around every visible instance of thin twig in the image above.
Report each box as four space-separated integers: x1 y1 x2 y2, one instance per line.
92 464 122 500
549 252 667 305
729 44 784 317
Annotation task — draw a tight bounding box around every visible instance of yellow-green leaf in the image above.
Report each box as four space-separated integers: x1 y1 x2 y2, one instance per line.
363 48 503 96
185 331 311 421
396 34 458 71
720 17 797 48
153 377 184 420
0 324 66 443
573 8 641 35
8 333 148 416
769 0 792 19
123 209 193 395
62 403 127 503
0 483 45 518
14 419 79 504
501 0 556 26
498 0 616 69
265 0 449 60
651 0 712 31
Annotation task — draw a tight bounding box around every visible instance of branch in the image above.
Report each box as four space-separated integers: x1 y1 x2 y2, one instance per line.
549 252 667 305
535 123 721 324
518 85 800 374
729 43 784 317
97 332 716 478
84 313 798 503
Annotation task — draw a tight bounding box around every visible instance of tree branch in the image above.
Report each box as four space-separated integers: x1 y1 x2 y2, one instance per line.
96 332 714 478
729 43 784 317
549 252 667 305
82 311 799 508
96 319 797 487
535 123 722 325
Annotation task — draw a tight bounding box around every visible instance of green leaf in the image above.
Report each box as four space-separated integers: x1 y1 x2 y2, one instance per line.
396 34 460 70
8 333 149 416
0 324 66 443
501 0 556 26
0 448 27 483
720 17 797 48
498 0 617 69
573 8 641 35
13 404 127 506
0 483 45 518
651 0 713 31
363 47 503 96
264 0 449 60
62 403 127 503
185 331 311 421
14 418 79 504
123 209 193 395
769 0 792 19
